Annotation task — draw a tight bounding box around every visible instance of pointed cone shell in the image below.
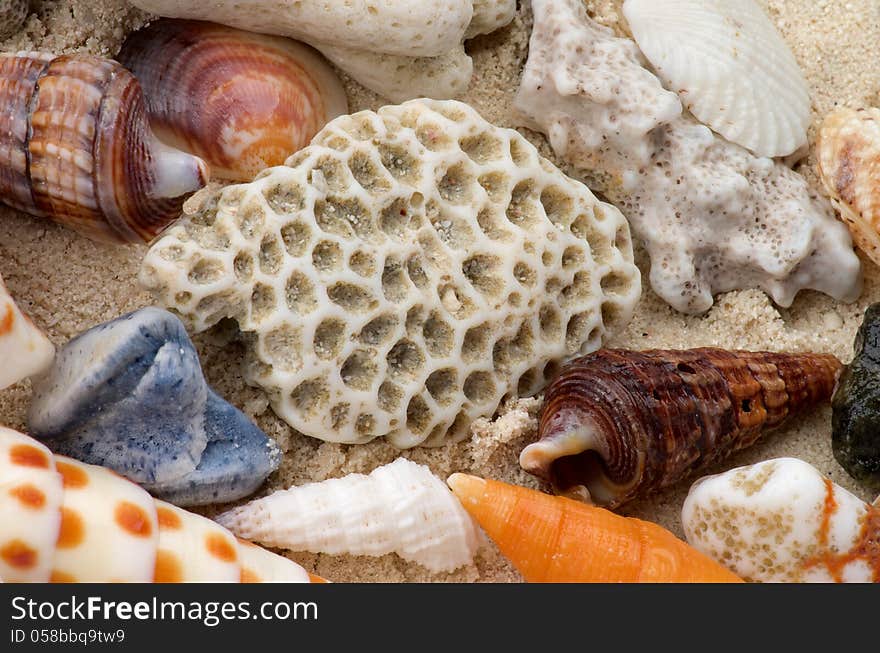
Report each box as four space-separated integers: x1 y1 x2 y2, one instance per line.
521 348 842 508
682 458 879 582
0 273 54 390
623 0 811 158
217 458 480 573
817 107 880 267
0 52 208 244
49 456 158 583
118 20 348 181
448 473 742 582
0 427 63 582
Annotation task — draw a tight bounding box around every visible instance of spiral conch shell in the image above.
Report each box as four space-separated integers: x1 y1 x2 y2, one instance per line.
118 20 349 182
0 273 53 390
0 52 208 244
682 458 879 582
217 458 481 573
817 107 880 267
521 348 842 508
0 426 315 583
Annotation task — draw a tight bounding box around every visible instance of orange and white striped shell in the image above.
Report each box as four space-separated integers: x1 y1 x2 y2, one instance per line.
0 426 317 583
818 107 880 267
0 273 54 390
0 51 208 244
118 20 348 181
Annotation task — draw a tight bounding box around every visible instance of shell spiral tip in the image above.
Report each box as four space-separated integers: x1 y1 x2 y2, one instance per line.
446 473 485 503
150 137 210 200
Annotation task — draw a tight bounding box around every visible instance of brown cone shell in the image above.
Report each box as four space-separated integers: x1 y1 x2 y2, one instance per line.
0 52 208 244
521 348 842 508
117 19 348 181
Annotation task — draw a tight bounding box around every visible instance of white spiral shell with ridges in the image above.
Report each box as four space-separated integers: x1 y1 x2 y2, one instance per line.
216 458 481 573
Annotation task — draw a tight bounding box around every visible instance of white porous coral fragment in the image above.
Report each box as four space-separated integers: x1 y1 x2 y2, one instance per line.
313 43 474 104
216 458 481 573
515 0 862 314
127 0 473 58
127 0 517 102
682 458 878 583
140 99 641 447
0 273 54 390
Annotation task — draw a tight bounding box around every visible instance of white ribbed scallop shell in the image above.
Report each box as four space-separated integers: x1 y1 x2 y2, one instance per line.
216 458 481 573
623 0 811 158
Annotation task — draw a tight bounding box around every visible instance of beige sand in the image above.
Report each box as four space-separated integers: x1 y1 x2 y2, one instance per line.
1 0 879 583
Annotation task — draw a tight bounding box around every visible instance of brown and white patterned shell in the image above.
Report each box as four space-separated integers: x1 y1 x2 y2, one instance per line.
818 107 880 267
118 19 348 182
0 52 208 244
521 348 842 508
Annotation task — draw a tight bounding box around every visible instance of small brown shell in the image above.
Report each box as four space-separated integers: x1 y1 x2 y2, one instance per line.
817 107 880 267
117 19 349 181
521 348 842 508
0 52 208 244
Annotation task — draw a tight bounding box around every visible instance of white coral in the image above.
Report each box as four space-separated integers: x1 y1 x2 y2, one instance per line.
140 99 641 447
515 0 862 314
128 0 517 101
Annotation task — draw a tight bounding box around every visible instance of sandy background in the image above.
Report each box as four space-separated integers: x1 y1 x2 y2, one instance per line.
1 0 879 582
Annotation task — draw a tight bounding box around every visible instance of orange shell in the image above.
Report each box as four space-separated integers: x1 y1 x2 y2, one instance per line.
448 473 742 583
817 107 880 267
118 19 349 181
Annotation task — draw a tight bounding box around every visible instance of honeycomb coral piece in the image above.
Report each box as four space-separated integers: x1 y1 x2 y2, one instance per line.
515 0 862 314
140 99 641 447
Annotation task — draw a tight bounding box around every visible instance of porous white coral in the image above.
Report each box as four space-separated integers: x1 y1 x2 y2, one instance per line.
515 0 862 314
140 99 641 447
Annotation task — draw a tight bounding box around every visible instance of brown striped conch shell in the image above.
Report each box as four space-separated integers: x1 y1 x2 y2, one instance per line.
0 273 53 390
817 107 880 267
0 426 321 583
520 348 842 508
0 0 27 40
118 20 349 182
0 52 209 244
